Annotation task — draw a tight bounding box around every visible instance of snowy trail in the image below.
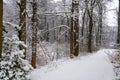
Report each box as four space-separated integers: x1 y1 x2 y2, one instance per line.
29 49 116 80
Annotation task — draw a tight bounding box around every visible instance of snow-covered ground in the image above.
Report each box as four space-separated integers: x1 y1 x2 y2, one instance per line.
28 49 116 80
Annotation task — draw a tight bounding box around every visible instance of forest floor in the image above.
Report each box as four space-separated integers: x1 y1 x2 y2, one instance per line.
28 49 116 80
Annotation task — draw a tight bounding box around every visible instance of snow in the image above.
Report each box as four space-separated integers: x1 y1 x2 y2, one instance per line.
54 0 62 2
0 35 33 80
3 21 20 30
3 0 12 4
106 0 118 26
29 49 116 80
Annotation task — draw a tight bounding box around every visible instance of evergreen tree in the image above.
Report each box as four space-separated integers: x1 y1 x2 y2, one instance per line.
0 35 33 80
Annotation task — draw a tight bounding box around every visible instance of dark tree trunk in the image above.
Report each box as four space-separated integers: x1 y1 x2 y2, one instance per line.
19 0 26 59
46 22 49 41
88 16 93 53
31 0 37 68
87 9 93 53
53 17 55 42
70 2 74 58
74 16 79 56
85 0 96 53
99 6 103 46
117 0 120 44
70 0 79 58
0 0 3 58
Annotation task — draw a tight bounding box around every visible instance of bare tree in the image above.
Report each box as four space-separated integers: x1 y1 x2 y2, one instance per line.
85 0 95 52
31 0 38 68
0 0 3 58
85 0 102 52
96 0 105 47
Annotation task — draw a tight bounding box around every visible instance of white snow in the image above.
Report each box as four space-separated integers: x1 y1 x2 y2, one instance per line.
29 49 116 80
54 0 62 2
3 0 12 4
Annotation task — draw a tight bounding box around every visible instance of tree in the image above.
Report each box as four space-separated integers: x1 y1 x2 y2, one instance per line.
31 0 38 68
18 0 27 59
0 35 33 80
117 0 120 44
70 0 79 57
85 0 94 52
0 0 3 58
81 9 87 51
96 0 105 47
85 0 98 52
98 3 103 46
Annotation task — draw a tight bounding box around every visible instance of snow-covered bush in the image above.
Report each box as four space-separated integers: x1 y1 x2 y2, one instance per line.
36 41 69 67
110 50 120 80
0 35 33 80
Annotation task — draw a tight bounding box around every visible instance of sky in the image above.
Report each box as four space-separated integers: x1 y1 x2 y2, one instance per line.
53 0 118 27
106 0 118 27
3 0 118 27
3 0 12 4
54 0 61 2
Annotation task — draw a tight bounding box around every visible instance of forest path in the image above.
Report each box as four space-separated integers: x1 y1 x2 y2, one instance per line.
29 49 116 80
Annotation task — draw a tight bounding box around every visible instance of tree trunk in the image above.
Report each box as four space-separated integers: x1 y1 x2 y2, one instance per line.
70 1 74 58
98 4 103 46
0 0 3 58
87 9 93 53
96 3 103 47
81 10 86 37
81 10 86 51
117 0 120 44
19 0 26 59
88 16 93 53
70 0 79 58
31 0 37 68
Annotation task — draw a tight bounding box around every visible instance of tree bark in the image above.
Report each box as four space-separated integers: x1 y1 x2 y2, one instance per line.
87 7 93 53
31 0 37 68
70 0 79 58
117 0 120 44
96 3 103 47
0 0 3 58
70 11 73 58
85 0 95 53
88 16 93 53
19 0 26 59
81 10 86 51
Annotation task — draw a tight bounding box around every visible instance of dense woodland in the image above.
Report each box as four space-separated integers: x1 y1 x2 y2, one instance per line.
0 0 120 80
